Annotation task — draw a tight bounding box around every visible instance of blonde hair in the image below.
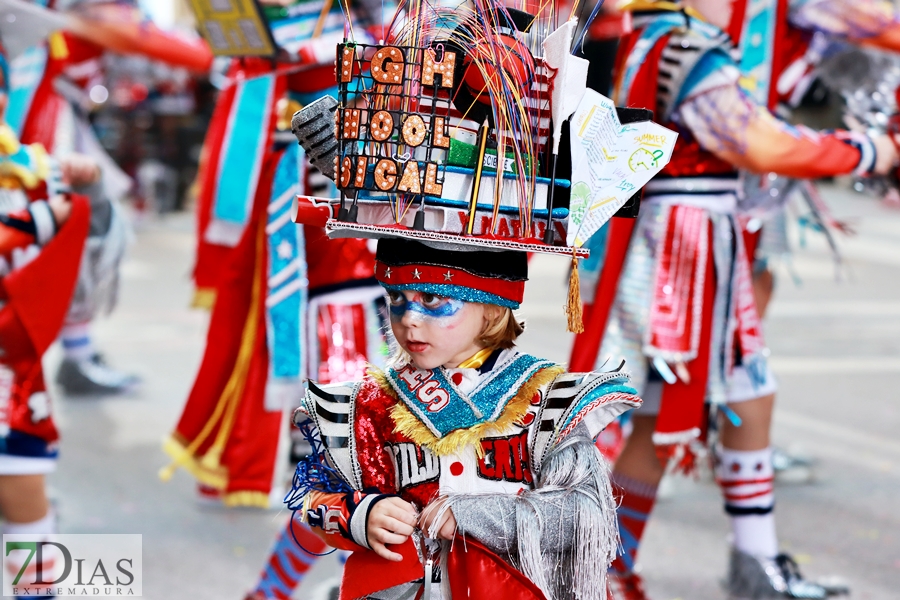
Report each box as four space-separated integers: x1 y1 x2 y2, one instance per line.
479 305 525 350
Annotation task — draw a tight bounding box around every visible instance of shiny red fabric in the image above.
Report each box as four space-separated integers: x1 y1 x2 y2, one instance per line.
340 539 423 600
0 195 90 445
647 205 709 358
314 304 370 383
304 226 375 290
655 220 716 455
192 79 240 292
447 537 547 600
177 157 280 499
192 60 285 293
353 376 440 508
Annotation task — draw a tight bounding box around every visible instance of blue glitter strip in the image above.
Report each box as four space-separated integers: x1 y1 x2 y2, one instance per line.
385 353 553 437
557 378 637 434
213 74 275 226
4 47 46 136
266 143 306 379
379 282 520 309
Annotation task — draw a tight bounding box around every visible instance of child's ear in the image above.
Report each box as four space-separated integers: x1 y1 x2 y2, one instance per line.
483 304 502 322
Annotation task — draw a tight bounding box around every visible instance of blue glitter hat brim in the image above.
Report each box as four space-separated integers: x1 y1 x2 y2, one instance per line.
379 282 520 309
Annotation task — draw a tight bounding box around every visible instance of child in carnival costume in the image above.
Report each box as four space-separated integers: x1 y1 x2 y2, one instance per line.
0 36 99 593
281 0 680 596
567 1 900 598
6 0 213 395
290 238 642 600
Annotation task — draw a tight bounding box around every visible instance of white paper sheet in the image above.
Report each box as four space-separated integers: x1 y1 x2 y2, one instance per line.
567 89 677 247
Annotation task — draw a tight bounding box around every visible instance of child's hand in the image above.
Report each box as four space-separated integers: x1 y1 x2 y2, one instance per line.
48 194 72 228
419 497 457 540
367 496 418 562
60 153 101 187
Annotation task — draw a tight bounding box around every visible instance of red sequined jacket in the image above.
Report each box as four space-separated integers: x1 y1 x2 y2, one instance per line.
292 349 641 600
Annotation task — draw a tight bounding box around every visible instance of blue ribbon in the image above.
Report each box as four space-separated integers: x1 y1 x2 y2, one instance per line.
212 74 276 227
266 143 307 380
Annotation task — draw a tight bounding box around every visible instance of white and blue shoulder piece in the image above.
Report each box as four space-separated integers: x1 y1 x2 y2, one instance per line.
528 367 641 476
292 380 363 490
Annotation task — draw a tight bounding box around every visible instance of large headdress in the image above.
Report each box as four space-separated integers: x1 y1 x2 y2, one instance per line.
290 0 677 327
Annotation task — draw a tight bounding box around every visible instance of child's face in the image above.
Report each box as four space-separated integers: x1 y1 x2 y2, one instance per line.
387 290 487 370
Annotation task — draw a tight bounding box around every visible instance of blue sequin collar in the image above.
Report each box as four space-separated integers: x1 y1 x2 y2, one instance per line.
384 352 553 438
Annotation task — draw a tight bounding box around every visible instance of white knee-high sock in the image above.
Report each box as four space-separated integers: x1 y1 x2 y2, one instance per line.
3 510 59 592
715 445 778 558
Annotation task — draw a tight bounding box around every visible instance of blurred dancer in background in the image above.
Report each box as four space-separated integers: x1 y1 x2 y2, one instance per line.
726 0 900 481
0 33 96 592
6 0 212 395
568 1 900 598
158 1 390 597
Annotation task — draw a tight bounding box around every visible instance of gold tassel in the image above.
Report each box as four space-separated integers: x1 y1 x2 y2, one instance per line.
223 490 271 509
566 248 584 333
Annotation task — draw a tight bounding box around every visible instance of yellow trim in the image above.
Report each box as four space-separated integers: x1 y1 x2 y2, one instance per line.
0 125 51 190
159 216 267 485
160 435 228 489
371 365 565 458
191 287 218 310
223 490 271 509
457 348 495 370
619 0 705 20
0 124 21 155
48 32 69 60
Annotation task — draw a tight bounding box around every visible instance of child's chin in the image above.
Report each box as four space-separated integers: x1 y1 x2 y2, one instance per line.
407 354 443 370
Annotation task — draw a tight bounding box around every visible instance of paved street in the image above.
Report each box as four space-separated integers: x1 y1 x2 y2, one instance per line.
45 183 900 599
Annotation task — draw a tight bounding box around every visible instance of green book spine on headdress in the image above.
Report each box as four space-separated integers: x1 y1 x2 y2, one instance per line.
446 138 536 174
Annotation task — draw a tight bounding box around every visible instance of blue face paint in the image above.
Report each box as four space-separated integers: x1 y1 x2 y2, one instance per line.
388 292 464 321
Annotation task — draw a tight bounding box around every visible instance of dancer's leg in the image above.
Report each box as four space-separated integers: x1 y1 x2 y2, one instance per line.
247 519 328 600
57 322 140 395
610 415 664 575
0 474 50 523
717 394 777 558
0 474 57 596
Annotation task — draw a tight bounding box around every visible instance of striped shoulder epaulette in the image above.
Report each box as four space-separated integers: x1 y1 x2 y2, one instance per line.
295 380 362 490
529 369 641 475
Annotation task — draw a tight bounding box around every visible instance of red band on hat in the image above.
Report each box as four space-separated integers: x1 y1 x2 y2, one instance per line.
375 261 525 304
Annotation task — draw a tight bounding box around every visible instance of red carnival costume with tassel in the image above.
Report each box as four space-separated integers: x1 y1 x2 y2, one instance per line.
164 2 389 510
572 2 899 599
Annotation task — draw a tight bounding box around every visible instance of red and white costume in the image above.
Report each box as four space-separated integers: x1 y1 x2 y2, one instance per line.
570 4 883 450
0 132 90 474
